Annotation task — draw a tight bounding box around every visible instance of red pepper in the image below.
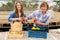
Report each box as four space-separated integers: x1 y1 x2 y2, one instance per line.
21 17 25 21
34 19 37 23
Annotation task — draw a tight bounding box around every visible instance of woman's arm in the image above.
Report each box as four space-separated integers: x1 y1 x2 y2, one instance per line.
8 12 15 22
8 12 21 22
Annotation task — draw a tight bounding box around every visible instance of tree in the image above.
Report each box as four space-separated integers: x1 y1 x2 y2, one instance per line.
57 1 60 12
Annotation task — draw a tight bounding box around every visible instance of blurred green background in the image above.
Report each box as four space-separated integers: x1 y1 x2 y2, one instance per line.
0 0 60 12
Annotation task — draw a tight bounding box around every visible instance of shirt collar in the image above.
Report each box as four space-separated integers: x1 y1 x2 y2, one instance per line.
39 9 48 16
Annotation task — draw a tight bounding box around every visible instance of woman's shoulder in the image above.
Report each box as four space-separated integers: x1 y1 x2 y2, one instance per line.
24 12 26 17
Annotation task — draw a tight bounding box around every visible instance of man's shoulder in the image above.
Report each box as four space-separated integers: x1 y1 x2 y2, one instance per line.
46 11 51 17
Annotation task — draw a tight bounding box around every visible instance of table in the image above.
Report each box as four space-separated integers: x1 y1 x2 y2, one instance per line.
0 30 60 40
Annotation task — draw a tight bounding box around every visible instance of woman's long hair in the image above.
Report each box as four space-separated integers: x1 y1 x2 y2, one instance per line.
15 1 24 18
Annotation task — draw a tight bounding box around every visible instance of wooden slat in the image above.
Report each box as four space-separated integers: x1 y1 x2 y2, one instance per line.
0 19 10 24
0 11 11 15
0 14 10 24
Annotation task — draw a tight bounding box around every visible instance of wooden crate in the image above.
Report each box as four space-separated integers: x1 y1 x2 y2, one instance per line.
8 22 23 38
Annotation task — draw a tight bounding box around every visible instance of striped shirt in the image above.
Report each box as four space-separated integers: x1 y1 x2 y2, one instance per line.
28 10 51 25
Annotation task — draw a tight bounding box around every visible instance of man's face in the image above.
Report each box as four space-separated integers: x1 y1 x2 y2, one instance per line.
41 5 47 13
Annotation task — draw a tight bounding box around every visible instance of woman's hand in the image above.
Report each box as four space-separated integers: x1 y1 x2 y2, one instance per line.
24 17 28 21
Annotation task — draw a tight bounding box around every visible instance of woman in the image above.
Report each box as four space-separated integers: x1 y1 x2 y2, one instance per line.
8 1 26 22
27 2 51 31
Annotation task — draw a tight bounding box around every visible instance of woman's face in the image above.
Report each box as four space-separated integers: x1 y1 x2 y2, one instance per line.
41 5 47 13
16 3 21 11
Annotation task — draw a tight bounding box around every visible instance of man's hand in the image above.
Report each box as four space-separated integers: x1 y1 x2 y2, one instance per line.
34 21 46 26
34 21 40 25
